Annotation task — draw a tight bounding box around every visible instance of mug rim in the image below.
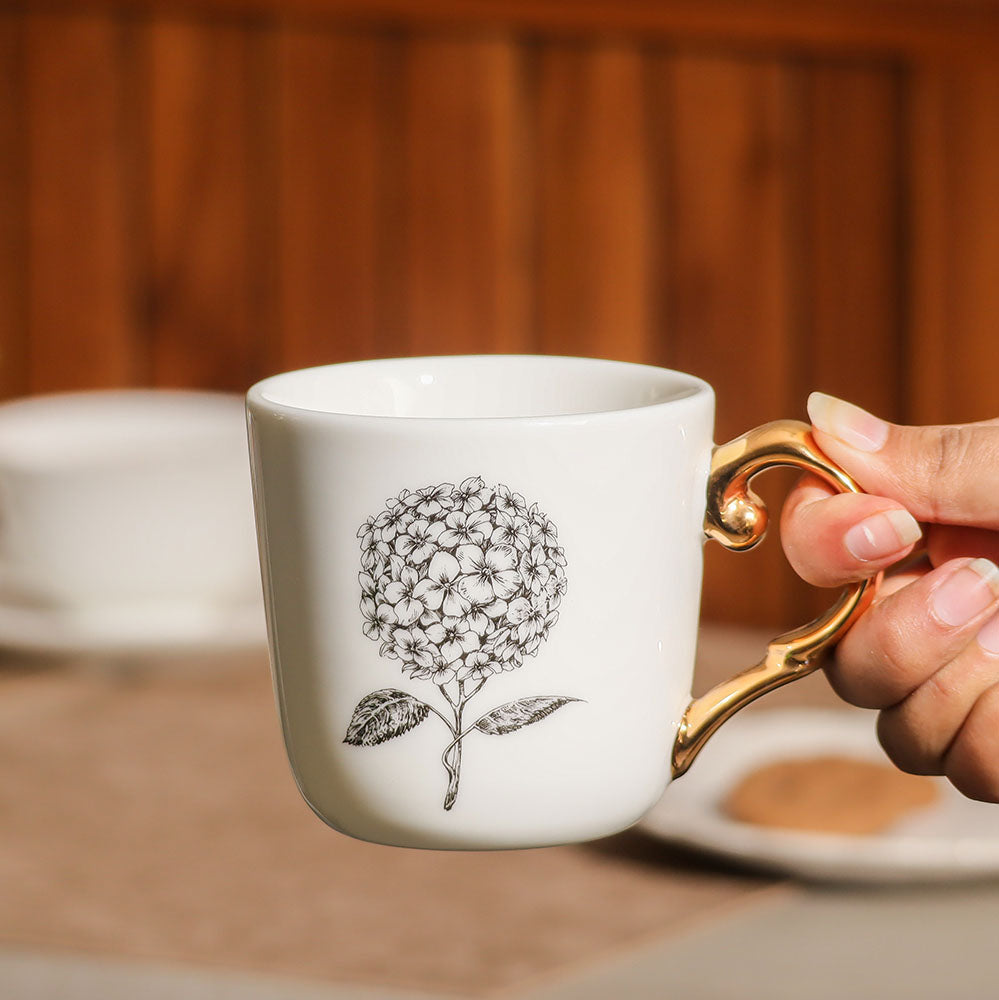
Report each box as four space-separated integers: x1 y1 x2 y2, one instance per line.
246 354 714 425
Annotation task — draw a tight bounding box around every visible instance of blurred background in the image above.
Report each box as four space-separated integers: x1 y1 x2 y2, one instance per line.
2 3 999 998
4 0 997 629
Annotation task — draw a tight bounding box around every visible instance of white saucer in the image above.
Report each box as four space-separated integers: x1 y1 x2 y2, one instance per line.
640 708 999 883
0 594 267 658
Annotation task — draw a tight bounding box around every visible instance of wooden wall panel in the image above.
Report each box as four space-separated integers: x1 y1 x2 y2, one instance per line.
793 62 906 622
909 62 999 425
663 54 797 439
659 54 799 627
402 35 531 355
0 14 28 401
800 64 904 422
26 0 999 58
277 30 385 369
535 44 653 362
25 13 137 392
8 6 997 626
147 18 273 389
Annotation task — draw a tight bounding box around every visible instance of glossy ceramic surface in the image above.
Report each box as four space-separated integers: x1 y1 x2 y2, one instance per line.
248 356 714 849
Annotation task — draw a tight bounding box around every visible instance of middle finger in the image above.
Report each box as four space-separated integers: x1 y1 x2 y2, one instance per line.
827 557 999 708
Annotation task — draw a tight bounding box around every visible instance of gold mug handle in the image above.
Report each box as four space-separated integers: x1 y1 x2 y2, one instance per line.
671 419 881 778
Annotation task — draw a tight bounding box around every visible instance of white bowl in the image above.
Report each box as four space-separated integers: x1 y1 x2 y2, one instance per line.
0 390 260 615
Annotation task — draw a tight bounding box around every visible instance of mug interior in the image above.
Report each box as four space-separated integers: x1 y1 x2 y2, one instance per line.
250 355 709 420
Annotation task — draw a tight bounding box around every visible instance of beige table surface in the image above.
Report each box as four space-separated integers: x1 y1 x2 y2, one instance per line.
2 625 997 999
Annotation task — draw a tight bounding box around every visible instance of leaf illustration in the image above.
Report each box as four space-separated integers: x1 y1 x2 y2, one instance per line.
344 689 431 746
473 696 582 736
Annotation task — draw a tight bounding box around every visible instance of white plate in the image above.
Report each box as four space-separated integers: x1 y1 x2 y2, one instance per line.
0 595 267 658
639 708 999 883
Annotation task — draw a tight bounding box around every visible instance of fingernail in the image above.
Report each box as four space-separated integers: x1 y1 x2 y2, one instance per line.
978 613 999 656
844 509 922 561
931 559 999 627
807 392 890 452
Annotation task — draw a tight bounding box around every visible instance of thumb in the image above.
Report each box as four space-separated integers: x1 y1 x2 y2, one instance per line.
806 392 999 529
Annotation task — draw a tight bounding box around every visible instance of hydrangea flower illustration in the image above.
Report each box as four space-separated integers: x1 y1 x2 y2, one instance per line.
344 477 578 810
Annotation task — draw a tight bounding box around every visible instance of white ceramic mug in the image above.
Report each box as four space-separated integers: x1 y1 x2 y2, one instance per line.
247 356 875 850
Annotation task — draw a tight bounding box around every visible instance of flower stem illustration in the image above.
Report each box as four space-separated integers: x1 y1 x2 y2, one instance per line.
345 477 577 810
441 681 466 811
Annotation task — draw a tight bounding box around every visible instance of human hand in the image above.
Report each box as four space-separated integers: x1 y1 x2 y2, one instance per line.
780 393 999 801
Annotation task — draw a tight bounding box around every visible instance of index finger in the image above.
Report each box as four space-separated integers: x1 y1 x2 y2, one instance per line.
807 394 999 529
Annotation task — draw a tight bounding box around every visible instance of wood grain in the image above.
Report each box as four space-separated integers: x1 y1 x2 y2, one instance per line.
535 42 653 362
659 53 799 627
798 63 905 422
0 13 28 401
277 30 384 370
791 61 907 625
909 61 999 425
402 34 531 355
27 0 999 59
147 17 272 390
25 13 137 392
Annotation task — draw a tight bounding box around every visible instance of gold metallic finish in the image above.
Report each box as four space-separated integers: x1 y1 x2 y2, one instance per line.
672 419 880 778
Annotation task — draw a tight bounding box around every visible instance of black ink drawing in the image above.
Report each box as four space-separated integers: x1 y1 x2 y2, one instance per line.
346 477 576 810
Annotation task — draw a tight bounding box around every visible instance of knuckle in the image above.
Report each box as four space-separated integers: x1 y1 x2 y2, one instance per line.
869 606 917 695
913 665 960 715
920 426 977 521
